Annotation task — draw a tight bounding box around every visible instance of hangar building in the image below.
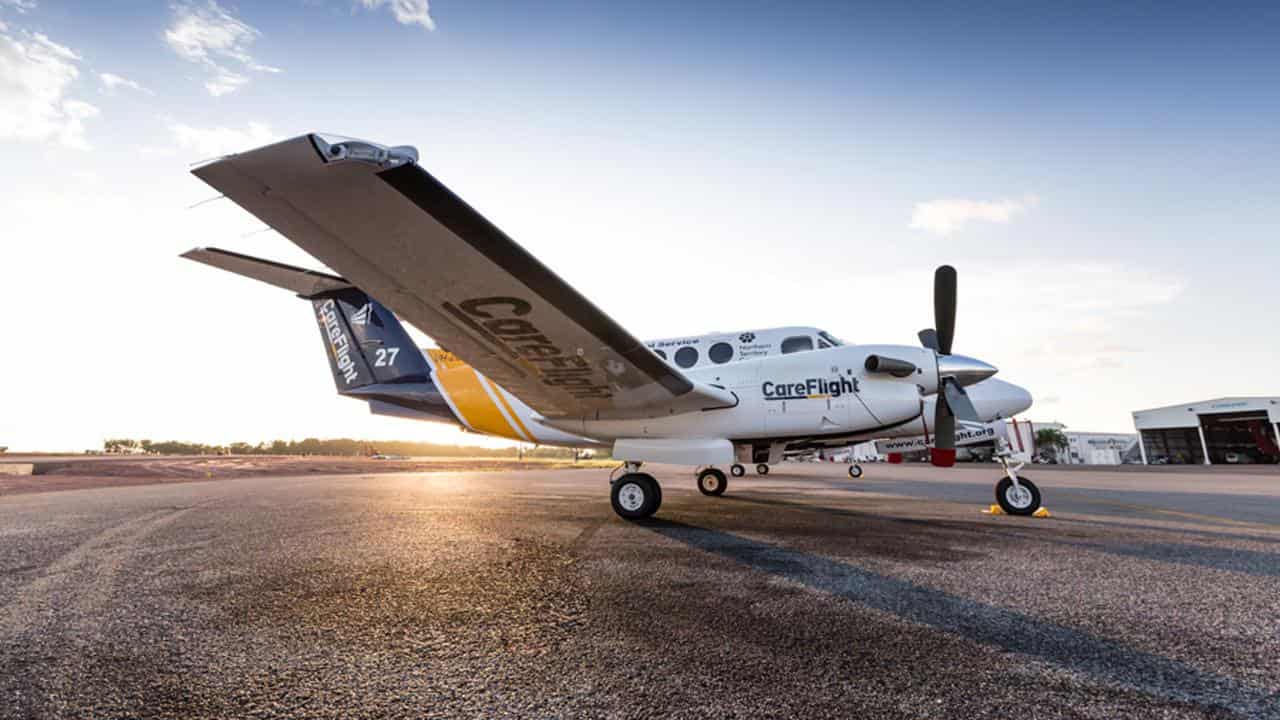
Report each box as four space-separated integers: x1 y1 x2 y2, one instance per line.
1132 397 1280 465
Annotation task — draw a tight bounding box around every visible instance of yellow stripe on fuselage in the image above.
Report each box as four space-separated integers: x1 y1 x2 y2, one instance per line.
426 349 524 441
484 376 534 442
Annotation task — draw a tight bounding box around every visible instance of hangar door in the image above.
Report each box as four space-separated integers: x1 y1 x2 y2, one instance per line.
1199 411 1280 465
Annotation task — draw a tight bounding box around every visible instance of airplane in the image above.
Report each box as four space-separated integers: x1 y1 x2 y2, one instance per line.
182 133 1041 520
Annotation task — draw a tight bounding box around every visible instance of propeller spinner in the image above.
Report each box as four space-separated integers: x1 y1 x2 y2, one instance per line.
919 265 997 467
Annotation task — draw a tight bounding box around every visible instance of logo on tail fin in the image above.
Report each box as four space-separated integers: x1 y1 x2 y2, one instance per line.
350 302 372 326
317 299 360 385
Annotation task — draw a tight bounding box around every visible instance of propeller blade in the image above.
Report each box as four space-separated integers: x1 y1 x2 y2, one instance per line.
918 328 939 351
934 265 957 355
942 377 980 422
931 391 957 467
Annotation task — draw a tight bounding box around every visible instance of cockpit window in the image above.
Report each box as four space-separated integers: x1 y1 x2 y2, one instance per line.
818 331 844 347
781 336 814 354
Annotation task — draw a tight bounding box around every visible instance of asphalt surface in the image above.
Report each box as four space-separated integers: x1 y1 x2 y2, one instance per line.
2 463 1278 719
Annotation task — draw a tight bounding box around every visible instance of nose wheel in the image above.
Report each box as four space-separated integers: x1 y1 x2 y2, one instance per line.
992 446 1042 516
995 475 1041 515
848 464 863 479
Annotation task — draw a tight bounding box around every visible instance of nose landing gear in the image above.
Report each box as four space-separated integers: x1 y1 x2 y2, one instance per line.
993 444 1041 516
848 464 863 479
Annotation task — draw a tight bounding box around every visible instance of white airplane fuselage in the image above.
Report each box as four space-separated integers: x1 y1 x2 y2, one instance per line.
419 336 1032 458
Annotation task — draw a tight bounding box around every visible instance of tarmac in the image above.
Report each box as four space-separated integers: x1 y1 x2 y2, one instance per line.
1 460 1277 719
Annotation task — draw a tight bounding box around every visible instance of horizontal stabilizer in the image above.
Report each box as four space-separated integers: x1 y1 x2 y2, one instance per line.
181 247 352 298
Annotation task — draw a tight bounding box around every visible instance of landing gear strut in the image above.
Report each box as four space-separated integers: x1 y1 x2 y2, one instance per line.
993 444 1041 516
610 462 662 520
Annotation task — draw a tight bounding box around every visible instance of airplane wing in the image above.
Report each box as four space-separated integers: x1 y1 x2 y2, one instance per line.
190 133 734 418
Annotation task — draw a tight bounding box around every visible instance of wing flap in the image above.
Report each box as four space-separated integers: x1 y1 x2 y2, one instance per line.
191 134 731 417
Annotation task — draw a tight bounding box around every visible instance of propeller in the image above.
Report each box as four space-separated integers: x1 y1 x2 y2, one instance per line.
918 265 994 467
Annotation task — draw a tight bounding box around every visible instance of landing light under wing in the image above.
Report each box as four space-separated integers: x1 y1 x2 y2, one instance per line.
190 133 733 418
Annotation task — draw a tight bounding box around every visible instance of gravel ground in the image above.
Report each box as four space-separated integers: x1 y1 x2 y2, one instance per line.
1 463 1277 719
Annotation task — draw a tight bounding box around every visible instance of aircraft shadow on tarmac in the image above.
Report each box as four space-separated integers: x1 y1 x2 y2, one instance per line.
639 515 1278 718
723 493 1280 578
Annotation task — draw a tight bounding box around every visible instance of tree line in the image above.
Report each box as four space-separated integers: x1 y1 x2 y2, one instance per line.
100 437 581 458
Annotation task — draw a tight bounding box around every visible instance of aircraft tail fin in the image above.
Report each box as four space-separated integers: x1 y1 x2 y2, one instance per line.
309 287 431 392
182 247 432 393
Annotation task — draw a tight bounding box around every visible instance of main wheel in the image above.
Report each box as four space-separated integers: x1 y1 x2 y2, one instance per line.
848 464 863 479
611 473 662 520
756 463 770 475
995 475 1041 516
730 463 746 477
697 467 728 496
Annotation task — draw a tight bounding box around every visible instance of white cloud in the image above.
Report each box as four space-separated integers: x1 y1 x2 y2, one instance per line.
204 68 246 96
358 0 435 31
910 195 1038 236
164 2 280 96
170 120 277 157
1 0 37 13
98 71 152 95
0 26 99 149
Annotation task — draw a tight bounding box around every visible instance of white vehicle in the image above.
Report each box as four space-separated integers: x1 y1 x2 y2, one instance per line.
184 133 1037 519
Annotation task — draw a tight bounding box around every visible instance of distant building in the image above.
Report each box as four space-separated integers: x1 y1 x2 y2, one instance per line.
852 419 1138 466
1132 397 1280 465
1062 432 1140 465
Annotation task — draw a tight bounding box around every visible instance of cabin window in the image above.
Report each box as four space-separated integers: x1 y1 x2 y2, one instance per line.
652 348 667 360
674 346 699 368
781 336 814 354
708 342 733 364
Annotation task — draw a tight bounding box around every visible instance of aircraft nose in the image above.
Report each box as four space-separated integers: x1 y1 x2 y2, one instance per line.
936 353 998 387
1004 382 1033 415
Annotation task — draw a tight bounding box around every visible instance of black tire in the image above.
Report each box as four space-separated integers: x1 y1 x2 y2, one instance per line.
756 463 770 475
611 473 662 520
730 463 746 478
848 464 863 479
995 475 1041 516
697 468 728 496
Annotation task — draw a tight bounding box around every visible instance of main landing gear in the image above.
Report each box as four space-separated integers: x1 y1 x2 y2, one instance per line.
993 445 1042 516
729 463 746 477
610 462 661 520
697 467 727 496
756 463 770 475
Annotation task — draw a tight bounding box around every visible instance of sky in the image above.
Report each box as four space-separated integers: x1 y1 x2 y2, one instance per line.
1 0 1277 451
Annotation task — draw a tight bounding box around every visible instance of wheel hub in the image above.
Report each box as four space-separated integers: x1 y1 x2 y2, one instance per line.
1005 483 1033 509
618 482 645 511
